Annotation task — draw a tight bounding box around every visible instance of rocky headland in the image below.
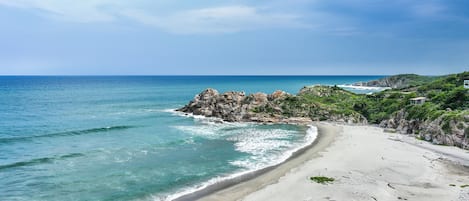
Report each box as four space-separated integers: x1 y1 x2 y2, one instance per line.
176 87 366 125
353 74 439 89
178 72 468 149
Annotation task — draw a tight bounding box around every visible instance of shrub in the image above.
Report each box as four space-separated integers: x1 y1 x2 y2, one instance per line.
310 176 335 184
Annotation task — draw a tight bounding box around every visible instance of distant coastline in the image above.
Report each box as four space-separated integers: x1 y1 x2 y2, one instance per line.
177 72 468 149
170 72 469 200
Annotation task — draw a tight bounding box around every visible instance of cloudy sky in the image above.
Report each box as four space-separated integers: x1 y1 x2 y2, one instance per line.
0 0 468 75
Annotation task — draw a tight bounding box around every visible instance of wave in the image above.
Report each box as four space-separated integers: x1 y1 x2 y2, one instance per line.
0 153 85 170
162 108 231 123
337 84 391 91
228 128 301 169
159 125 318 201
0 126 135 144
158 108 319 201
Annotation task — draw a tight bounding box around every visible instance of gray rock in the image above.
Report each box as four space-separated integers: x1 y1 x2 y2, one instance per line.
379 109 469 149
177 88 367 125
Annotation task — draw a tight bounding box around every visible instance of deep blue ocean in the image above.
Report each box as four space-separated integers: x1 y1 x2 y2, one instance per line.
0 76 383 201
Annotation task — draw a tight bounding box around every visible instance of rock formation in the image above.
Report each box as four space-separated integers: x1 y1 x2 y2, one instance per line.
177 87 368 125
353 74 436 89
380 110 469 149
177 80 467 150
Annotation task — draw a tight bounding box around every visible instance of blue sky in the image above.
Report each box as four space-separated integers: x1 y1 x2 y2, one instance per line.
0 0 468 75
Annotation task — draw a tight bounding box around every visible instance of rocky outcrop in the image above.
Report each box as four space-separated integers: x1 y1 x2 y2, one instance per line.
177 89 248 122
177 88 309 124
177 87 367 125
178 86 467 149
380 110 469 149
353 74 434 89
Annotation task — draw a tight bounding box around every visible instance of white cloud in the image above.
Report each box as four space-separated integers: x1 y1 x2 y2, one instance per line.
122 6 309 34
0 0 118 22
0 1 309 33
3 0 456 36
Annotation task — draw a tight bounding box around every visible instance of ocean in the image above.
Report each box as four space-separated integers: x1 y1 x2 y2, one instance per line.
0 76 383 201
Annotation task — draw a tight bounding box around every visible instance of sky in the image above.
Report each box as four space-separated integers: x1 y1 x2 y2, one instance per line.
0 0 468 75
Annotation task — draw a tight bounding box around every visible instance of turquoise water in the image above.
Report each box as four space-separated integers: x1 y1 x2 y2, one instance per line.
0 76 383 201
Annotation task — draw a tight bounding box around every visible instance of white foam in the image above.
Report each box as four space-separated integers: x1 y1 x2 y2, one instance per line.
156 168 257 201
172 125 220 138
160 108 178 113
162 108 230 124
229 126 317 169
172 119 250 139
157 108 319 201
156 125 318 201
227 128 296 163
337 84 391 91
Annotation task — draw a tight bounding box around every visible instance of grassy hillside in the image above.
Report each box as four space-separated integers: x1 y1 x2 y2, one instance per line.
254 71 468 125
254 72 468 146
365 72 468 124
356 73 440 88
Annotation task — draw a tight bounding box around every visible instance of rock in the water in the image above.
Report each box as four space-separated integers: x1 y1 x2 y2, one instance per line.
177 88 368 125
177 89 283 123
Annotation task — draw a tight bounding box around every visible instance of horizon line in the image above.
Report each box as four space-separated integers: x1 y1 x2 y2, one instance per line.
0 73 450 77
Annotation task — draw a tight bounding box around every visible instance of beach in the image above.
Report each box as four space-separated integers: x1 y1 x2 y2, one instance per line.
1 76 466 201
0 76 389 201
200 123 469 201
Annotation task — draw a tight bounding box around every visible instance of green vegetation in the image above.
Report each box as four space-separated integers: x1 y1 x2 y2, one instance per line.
461 184 469 188
363 72 468 124
323 73 462 123
449 184 456 187
380 73 440 89
310 176 335 184
252 72 468 138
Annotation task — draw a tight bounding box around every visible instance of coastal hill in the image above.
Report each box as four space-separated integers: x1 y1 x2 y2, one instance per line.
178 72 468 149
353 74 440 89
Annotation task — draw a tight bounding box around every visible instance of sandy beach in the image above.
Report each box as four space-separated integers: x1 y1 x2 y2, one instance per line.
199 123 469 201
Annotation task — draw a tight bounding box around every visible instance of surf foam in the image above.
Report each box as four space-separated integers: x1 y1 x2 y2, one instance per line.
155 110 318 201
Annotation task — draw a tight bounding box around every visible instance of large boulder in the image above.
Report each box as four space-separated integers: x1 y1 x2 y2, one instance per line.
177 89 269 122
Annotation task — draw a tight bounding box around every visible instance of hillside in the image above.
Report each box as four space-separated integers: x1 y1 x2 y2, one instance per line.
353 74 440 89
178 72 468 149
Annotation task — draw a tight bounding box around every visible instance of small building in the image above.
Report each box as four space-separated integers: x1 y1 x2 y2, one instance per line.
465 80 469 89
410 97 426 105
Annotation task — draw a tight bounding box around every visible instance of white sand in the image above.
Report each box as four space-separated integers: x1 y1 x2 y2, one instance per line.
201 123 469 201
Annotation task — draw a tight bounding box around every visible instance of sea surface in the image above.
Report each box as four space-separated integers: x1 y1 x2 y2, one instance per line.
0 76 383 201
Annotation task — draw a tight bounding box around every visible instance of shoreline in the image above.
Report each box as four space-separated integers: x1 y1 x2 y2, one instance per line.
241 124 469 201
166 110 327 201
171 119 469 201
178 122 339 201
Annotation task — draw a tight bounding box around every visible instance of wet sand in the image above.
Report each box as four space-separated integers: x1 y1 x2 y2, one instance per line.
200 123 469 201
192 123 340 201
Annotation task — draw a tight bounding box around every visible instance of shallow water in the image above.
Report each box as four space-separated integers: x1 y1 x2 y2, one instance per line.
0 76 383 200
